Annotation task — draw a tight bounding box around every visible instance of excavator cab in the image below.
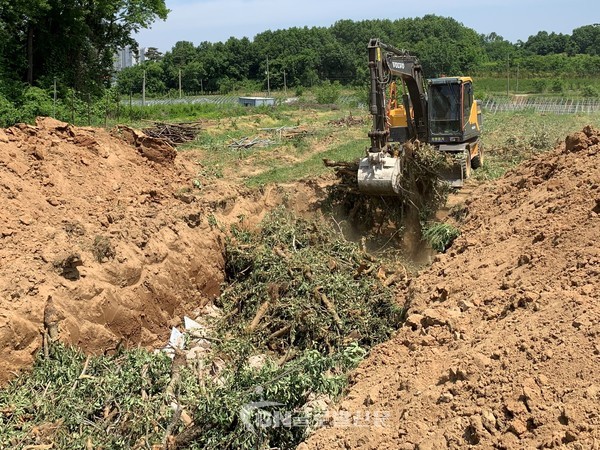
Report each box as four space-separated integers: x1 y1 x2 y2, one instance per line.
428 77 480 144
428 77 483 187
428 80 462 137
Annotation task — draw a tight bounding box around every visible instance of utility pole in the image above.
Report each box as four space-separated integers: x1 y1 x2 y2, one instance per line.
201 79 203 95
283 70 287 96
142 69 146 107
266 56 270 97
178 69 182 98
506 54 510 97
516 63 520 94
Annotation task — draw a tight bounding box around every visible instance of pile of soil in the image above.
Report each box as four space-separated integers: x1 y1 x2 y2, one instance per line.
304 126 600 449
0 118 321 384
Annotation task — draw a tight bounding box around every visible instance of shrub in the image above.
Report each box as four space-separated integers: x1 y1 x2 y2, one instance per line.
21 86 54 120
581 85 599 98
550 79 564 93
315 80 341 104
529 127 552 150
0 94 20 127
532 79 547 93
422 222 460 252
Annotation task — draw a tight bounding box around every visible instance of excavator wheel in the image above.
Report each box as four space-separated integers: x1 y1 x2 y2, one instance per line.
461 150 472 180
471 143 484 170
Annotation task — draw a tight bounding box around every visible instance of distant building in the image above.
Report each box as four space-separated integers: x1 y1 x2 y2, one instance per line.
138 47 148 64
114 45 136 72
238 97 276 107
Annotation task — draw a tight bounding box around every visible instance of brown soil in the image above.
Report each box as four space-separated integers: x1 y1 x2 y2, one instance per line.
0 117 322 384
304 126 600 449
3 116 600 449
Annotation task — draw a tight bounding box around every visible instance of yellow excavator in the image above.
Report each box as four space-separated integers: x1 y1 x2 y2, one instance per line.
358 38 483 195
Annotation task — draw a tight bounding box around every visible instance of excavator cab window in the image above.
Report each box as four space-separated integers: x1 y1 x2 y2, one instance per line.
428 82 461 135
462 82 473 129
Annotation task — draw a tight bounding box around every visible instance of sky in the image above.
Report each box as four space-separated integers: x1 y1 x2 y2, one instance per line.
134 0 599 52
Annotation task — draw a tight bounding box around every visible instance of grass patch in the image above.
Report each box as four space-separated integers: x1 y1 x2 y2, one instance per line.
477 111 600 180
180 108 367 186
422 222 460 252
246 137 368 187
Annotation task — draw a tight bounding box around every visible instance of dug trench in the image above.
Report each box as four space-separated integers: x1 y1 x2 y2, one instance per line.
0 117 417 449
2 117 599 450
0 117 333 383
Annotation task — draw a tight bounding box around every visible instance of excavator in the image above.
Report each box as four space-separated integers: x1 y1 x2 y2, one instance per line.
357 38 483 195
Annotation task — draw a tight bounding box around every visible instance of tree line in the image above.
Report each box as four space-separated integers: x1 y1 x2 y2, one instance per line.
115 19 600 96
118 16 489 94
1 7 600 112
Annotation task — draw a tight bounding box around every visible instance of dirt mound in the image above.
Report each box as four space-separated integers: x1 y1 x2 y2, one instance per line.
0 118 322 384
304 126 600 449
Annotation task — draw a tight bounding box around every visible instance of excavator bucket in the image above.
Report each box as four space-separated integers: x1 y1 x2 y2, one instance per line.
357 152 403 196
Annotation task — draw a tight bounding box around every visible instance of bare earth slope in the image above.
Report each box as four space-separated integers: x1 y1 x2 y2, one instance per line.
0 118 226 383
0 118 319 384
305 126 600 449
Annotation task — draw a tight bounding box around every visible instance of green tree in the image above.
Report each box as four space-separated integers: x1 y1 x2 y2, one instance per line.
522 31 571 55
162 41 197 68
116 65 143 94
483 32 514 61
116 61 165 95
0 0 169 96
182 61 206 92
144 47 164 62
571 24 600 55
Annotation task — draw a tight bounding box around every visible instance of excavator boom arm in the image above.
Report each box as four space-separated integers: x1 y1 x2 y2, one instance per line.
367 38 428 152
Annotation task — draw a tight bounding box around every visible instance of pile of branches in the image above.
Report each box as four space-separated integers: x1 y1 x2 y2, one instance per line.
0 209 406 450
142 121 202 146
0 341 364 450
328 113 366 127
220 207 404 354
228 126 312 150
323 142 451 235
228 136 274 149
399 142 452 221
259 125 312 139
